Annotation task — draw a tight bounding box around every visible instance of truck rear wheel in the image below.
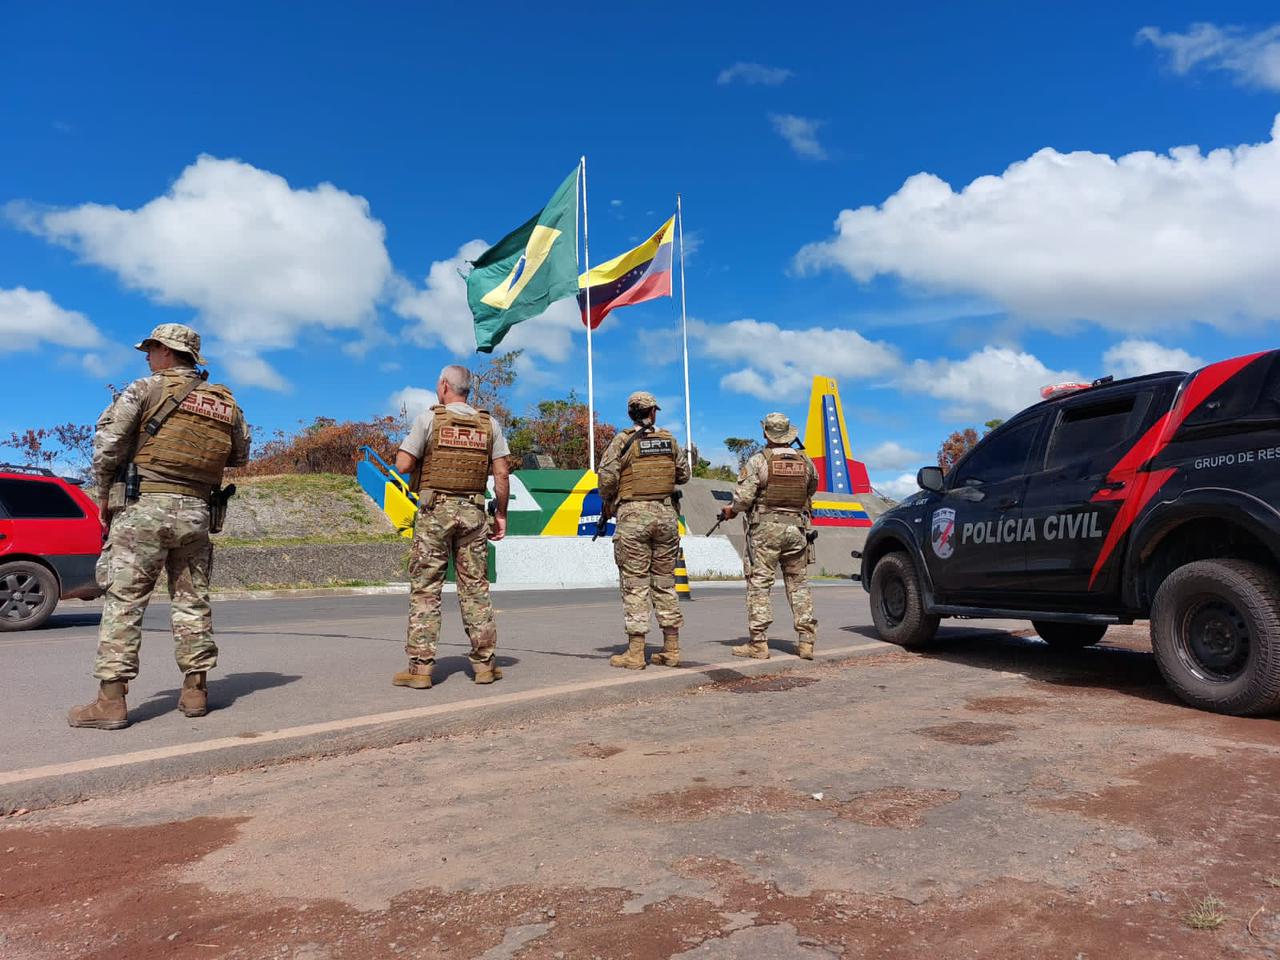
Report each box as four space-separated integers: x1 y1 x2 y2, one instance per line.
1150 559 1280 716
869 551 940 649
1031 621 1107 649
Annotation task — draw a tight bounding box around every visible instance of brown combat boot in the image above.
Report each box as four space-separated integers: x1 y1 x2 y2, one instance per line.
649 628 680 667
610 635 647 670
472 656 503 684
178 672 209 717
67 681 129 730
796 638 815 660
732 638 770 659
393 660 433 689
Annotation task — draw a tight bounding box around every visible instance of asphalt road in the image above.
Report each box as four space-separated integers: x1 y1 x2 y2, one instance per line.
2 581 914 778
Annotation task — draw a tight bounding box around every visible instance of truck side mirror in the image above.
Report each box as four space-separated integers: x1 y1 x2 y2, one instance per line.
917 466 945 493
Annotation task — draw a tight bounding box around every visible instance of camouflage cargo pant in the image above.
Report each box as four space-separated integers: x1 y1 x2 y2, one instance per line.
95 493 216 681
746 519 817 643
613 500 682 636
407 496 496 663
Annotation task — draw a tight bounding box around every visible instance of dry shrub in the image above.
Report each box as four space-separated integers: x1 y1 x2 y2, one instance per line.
235 415 407 477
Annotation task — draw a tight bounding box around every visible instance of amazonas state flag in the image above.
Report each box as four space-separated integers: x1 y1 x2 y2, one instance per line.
466 168 579 353
577 215 675 330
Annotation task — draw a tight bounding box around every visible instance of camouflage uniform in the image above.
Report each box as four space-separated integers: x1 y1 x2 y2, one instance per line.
92 358 249 682
730 415 818 658
70 323 249 730
399 403 509 679
597 392 691 668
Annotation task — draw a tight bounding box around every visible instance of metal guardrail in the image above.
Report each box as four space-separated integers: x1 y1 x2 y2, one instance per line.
357 446 418 505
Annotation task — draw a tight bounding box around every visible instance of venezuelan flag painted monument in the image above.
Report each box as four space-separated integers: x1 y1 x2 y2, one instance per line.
802 376 874 529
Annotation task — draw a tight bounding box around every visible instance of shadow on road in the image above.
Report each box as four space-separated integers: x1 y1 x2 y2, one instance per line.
842 625 1178 708
128 671 303 723
429 655 520 686
39 611 102 630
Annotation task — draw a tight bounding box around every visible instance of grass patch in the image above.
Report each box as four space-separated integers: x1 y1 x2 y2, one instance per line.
215 579 392 592
1184 896 1228 930
214 533 406 548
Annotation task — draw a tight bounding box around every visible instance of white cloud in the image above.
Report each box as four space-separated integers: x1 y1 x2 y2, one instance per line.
1138 22 1280 90
1102 339 1204 379
717 62 792 86
877 472 921 501
393 241 581 365
900 346 1082 420
389 386 436 421
864 440 926 470
0 286 105 354
796 115 1280 330
769 113 827 160
693 318 901 401
11 155 393 389
222 352 290 392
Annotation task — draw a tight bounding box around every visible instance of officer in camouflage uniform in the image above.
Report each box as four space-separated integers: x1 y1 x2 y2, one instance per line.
69 324 250 729
393 365 510 689
718 413 818 660
597 391 691 669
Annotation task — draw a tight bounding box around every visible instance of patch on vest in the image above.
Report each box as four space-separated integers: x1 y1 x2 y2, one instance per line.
638 437 674 457
771 458 807 477
179 392 234 424
439 425 489 450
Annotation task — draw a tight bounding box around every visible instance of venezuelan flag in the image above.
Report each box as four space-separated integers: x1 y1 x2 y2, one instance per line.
577 215 675 329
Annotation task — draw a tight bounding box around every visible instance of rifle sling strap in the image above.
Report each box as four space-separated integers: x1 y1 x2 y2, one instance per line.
144 375 206 437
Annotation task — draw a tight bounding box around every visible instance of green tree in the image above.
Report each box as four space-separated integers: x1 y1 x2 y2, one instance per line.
724 437 761 471
983 418 1004 433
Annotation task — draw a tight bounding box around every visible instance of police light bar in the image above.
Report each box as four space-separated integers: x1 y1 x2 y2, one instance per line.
1039 382 1093 400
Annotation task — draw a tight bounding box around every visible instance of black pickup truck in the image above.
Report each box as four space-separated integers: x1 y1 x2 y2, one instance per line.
858 348 1280 716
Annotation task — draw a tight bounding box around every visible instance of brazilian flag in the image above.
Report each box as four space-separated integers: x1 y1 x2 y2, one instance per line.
467 167 579 353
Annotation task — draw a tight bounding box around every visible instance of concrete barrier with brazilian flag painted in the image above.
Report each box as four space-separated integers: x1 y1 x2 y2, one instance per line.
355 448 741 586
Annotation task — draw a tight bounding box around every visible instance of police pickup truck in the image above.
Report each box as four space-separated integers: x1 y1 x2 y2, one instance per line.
857 348 1280 716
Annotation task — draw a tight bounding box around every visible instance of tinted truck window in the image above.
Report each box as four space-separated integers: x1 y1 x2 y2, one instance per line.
951 418 1041 486
1044 397 1137 473
0 479 85 519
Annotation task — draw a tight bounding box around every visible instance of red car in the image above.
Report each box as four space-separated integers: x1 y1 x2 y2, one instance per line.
0 464 103 631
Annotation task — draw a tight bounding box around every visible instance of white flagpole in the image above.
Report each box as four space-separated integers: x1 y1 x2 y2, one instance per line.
581 155 596 473
677 193 693 474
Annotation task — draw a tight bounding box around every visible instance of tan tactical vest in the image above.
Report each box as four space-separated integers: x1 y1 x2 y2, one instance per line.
616 427 677 502
133 369 237 497
420 405 493 494
762 447 811 512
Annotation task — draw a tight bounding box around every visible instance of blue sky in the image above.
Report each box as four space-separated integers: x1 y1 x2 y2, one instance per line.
4 2 1280 496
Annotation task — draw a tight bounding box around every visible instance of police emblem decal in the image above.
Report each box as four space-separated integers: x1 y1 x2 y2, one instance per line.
931 507 957 560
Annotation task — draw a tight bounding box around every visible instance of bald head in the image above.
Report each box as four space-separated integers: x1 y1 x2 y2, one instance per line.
437 364 472 402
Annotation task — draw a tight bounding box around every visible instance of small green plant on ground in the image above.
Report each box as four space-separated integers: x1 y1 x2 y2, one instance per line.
1184 896 1227 930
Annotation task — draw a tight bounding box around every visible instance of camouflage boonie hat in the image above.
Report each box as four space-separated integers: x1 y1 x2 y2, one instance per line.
762 412 798 444
626 391 660 411
135 323 206 365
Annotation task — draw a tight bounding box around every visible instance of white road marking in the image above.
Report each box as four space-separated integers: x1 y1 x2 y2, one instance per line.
0 642 888 786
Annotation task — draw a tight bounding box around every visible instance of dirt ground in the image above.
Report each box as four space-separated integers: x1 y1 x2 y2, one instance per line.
3 625 1279 959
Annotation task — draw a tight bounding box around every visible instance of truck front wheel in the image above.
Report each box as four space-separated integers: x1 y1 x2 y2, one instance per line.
869 551 940 649
1151 559 1280 716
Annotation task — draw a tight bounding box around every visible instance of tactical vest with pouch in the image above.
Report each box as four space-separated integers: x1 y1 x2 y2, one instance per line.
132 369 237 498
616 427 677 503
762 447 810 512
420 405 493 495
